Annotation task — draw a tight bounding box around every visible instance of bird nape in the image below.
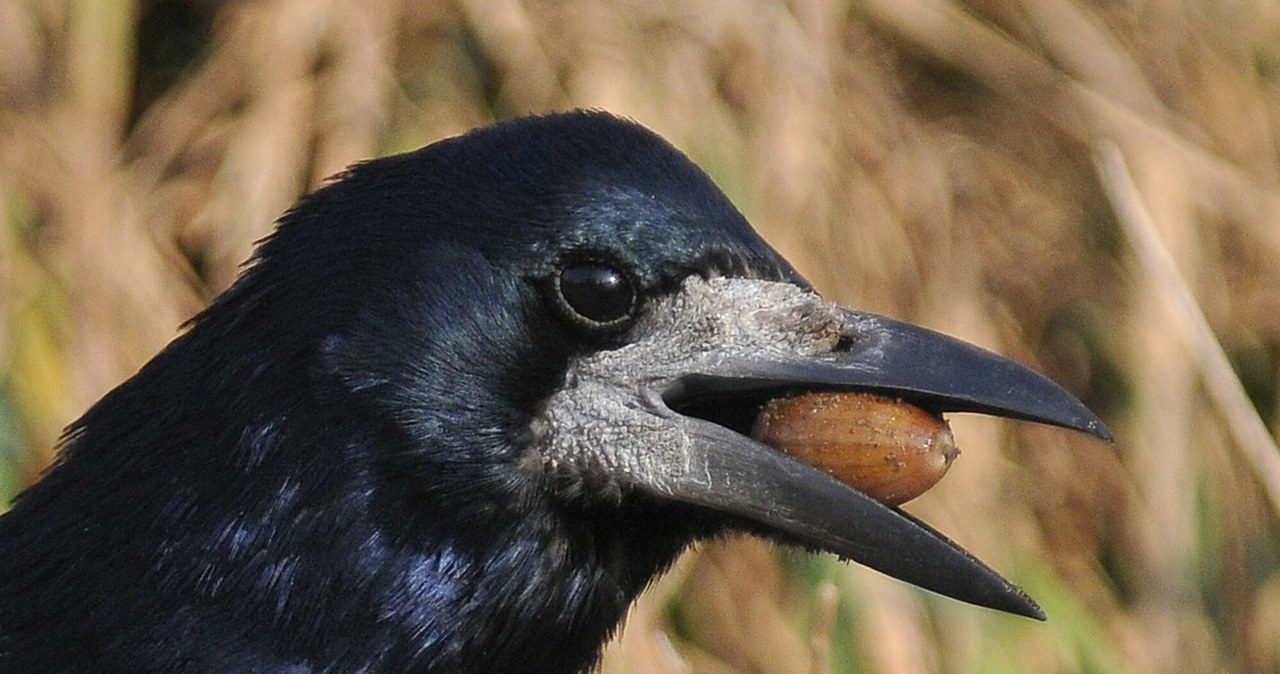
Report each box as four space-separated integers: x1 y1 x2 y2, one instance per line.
0 110 1109 673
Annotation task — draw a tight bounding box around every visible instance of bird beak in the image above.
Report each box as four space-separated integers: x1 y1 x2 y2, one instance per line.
538 277 1109 619
657 307 1108 620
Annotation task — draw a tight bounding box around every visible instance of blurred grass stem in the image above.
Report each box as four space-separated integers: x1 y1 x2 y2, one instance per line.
1095 140 1280 519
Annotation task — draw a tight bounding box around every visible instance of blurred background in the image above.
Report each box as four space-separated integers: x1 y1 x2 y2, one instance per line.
2 0 1279 671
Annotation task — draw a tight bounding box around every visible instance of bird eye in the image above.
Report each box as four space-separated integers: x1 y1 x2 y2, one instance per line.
553 262 636 330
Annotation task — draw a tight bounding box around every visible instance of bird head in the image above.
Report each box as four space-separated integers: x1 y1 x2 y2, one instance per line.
1 110 1108 673
261 110 1106 617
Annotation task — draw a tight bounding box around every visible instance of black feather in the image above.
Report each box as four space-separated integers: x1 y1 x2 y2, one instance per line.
0 111 797 673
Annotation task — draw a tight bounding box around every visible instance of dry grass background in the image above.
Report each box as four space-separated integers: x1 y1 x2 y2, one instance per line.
2 0 1280 672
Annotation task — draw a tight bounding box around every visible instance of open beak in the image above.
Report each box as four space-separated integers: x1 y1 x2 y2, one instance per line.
540 277 1110 619
656 306 1108 619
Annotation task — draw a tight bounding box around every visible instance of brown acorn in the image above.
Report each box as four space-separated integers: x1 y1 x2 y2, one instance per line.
751 392 959 506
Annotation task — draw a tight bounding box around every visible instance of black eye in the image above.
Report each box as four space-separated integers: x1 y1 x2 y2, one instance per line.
553 262 636 330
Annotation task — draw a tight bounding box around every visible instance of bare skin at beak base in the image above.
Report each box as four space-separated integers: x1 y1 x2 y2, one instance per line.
535 277 1111 621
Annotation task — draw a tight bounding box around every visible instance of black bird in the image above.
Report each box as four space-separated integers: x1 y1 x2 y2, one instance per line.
0 111 1108 673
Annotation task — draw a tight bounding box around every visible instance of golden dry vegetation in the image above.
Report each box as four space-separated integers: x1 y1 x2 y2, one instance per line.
3 1 1280 672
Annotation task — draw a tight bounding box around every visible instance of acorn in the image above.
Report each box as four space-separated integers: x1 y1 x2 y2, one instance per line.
751 391 959 506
